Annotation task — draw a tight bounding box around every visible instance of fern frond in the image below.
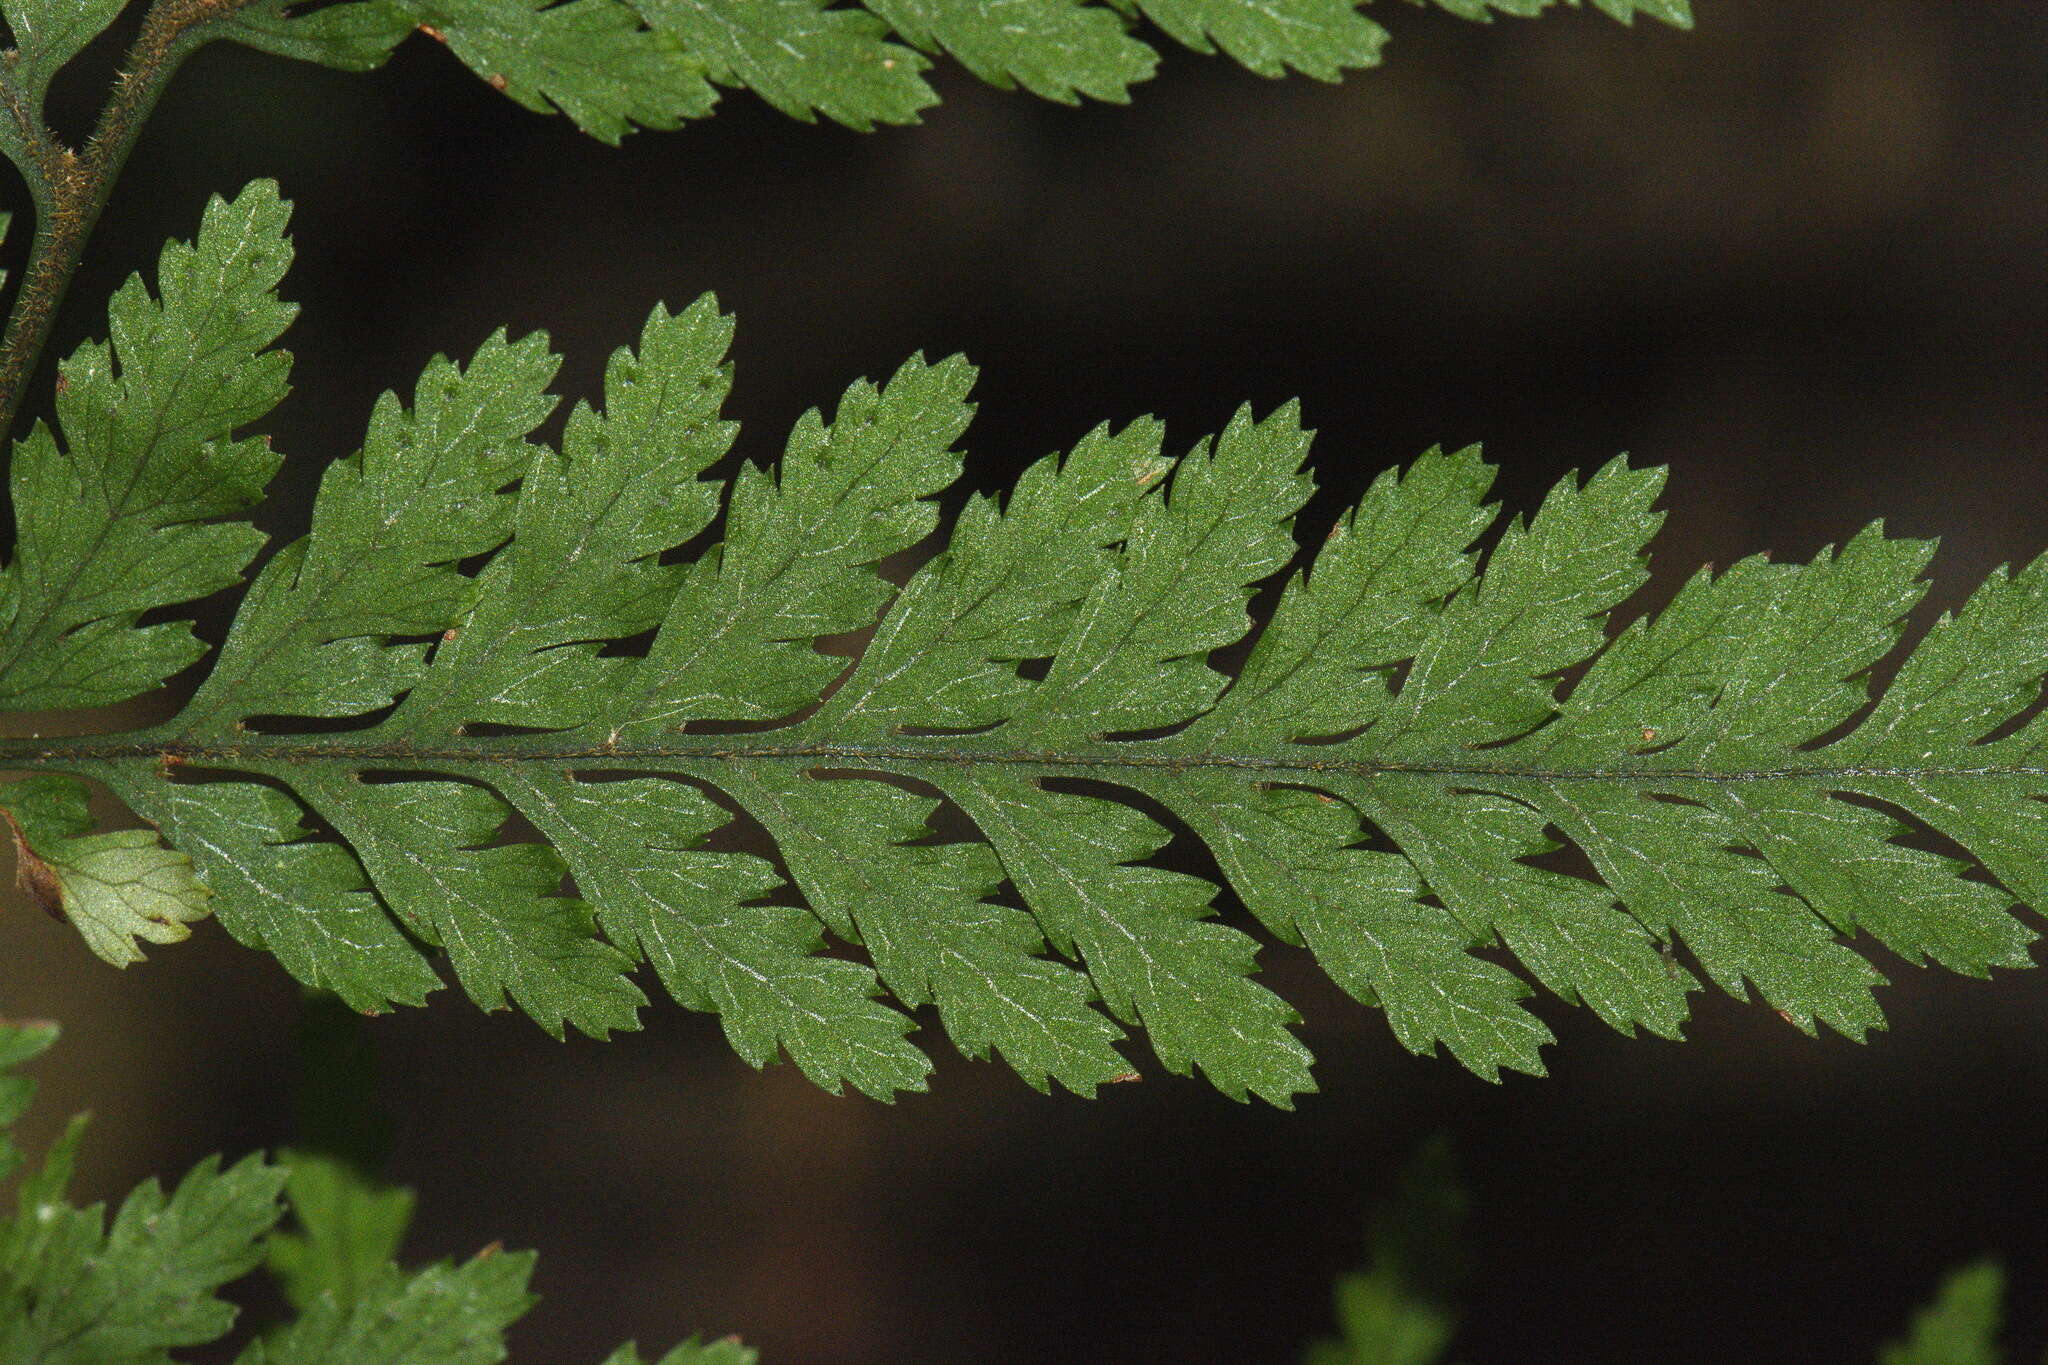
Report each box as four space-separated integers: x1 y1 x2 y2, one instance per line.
234 1248 538 1365
264 1153 417 1316
220 0 1692 131
0 1018 749 1363
3 181 2041 1106
0 1016 55 1185
1878 1261 2004 1365
0 1052 287 1365
1303 1139 1463 1365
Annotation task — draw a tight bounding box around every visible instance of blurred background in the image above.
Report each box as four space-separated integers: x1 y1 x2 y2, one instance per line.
4 1 2048 1360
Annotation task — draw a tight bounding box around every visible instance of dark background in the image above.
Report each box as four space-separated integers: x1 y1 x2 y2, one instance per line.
5 1 2048 1361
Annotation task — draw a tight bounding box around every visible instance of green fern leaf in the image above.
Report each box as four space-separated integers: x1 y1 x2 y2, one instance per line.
223 1 419 72
0 1018 56 1186
116 776 444 1014
0 0 124 113
1408 0 1547 17
397 0 717 142
603 1339 760 1365
631 0 935 129
235 1249 539 1365
1413 0 1691 27
212 0 1686 130
1878 1261 2004 1365
6 179 2046 1106
19 819 211 966
1125 0 1389 78
1303 1140 1463 1365
0 774 213 966
0 1020 735 1364
264 1151 419 1315
0 182 294 713
1586 0 1691 26
864 0 1158 103
0 1144 285 1364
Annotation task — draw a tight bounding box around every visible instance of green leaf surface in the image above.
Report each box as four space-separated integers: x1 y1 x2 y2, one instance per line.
0 1018 56 1186
173 329 560 738
1409 0 1549 17
631 0 933 128
1304 1139 1464 1365
1878 1261 2003 1365
238 1250 537 1365
204 0 1692 139
0 0 125 111
603 1339 759 1365
1133 0 1388 78
389 301 738 738
192 0 1695 144
106 771 442 1013
1585 0 1691 26
0 1151 284 1364
39 827 212 966
502 768 922 1092
724 769 1129 1094
284 768 643 1039
864 0 1157 102
0 770 89 844
954 769 1313 1102
1413 0 1689 24
398 0 716 141
0 774 214 966
607 350 973 735
223 0 419 71
0 1022 719 1364
265 1150 419 1314
0 182 295 713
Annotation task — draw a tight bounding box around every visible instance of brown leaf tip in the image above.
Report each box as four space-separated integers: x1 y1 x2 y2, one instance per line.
1 808 65 922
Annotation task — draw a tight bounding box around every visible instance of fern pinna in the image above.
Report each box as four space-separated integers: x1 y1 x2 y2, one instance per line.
215 0 1692 140
0 183 2037 1105
0 1014 753 1363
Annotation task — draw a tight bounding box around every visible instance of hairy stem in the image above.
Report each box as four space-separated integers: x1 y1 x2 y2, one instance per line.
0 0 262 440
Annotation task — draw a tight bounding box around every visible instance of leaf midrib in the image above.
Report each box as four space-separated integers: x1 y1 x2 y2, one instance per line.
0 732 2039 784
